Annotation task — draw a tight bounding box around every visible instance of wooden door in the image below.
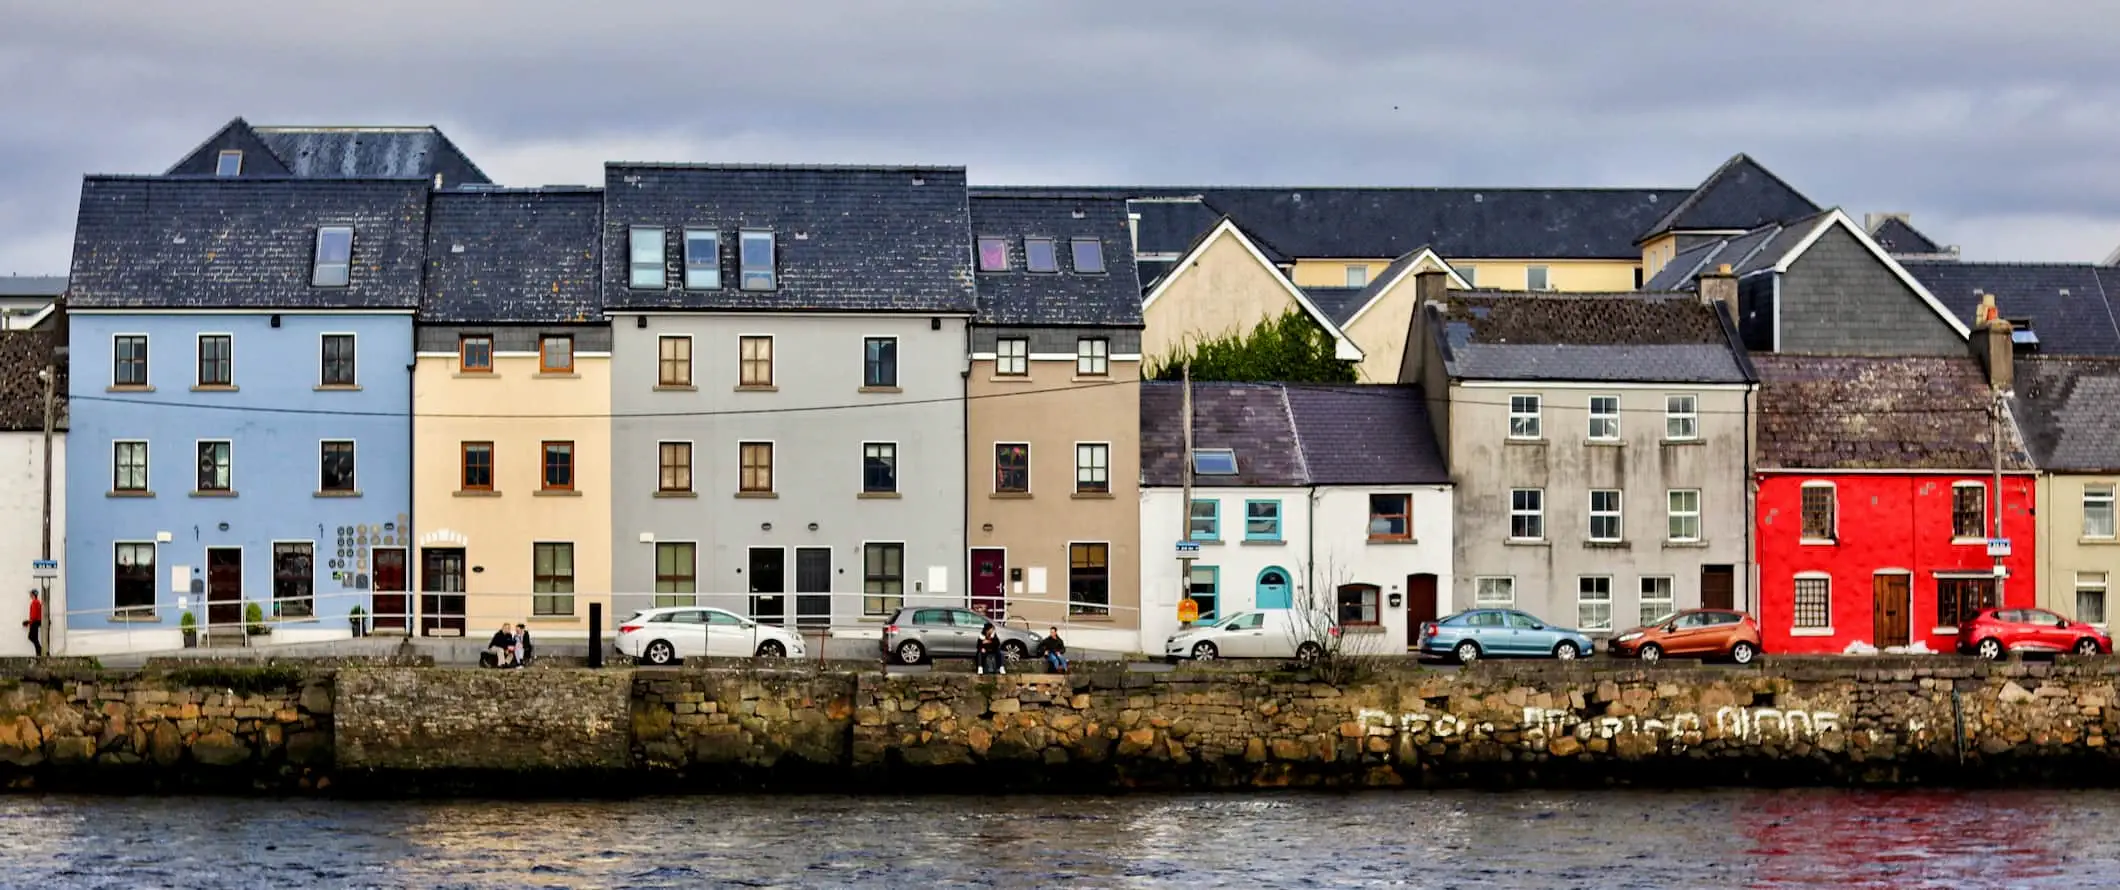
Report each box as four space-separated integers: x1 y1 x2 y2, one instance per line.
970 548 1006 619
371 548 408 633
1701 565 1736 611
1405 574 1439 651
748 547 786 624
1873 574 1911 648
206 548 242 632
420 548 466 637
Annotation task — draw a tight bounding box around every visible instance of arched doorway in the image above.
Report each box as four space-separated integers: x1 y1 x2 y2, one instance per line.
1257 566 1293 609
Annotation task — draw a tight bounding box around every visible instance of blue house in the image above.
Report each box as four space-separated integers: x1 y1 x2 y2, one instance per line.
64 176 423 652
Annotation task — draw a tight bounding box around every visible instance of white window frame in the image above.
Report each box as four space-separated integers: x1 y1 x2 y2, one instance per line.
739 230 776 291
195 332 235 387
1508 488 1544 541
1507 394 1542 440
862 441 897 495
1456 265 1476 287
1588 489 1623 543
319 439 357 493
1667 489 1701 542
995 338 1029 376
1665 394 1699 441
1474 577 1515 608
1074 442 1110 495
1526 265 1551 291
195 438 233 493
312 226 353 287
1576 576 1612 631
1951 481 1988 542
682 228 721 290
2079 572 2110 627
1587 395 1620 441
111 333 150 388
1344 264 1367 287
318 332 358 387
215 150 243 176
630 226 666 289
1076 337 1109 376
1800 481 1837 543
1792 572 1834 635
2085 485 2116 541
112 439 149 493
1638 577 1674 628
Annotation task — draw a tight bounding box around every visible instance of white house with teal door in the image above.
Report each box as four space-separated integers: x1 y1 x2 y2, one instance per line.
1137 382 1454 656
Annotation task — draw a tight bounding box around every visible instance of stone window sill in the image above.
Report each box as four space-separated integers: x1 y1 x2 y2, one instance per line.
858 492 902 499
314 384 362 392
1585 540 1631 549
736 491 778 499
1789 627 1835 637
314 490 362 498
1663 540 1708 549
535 489 583 497
1067 613 1116 623
1585 439 1623 447
1240 539 1284 546
1951 537 1989 546
526 616 579 624
1190 538 1223 546
1072 376 1110 383
2081 537 2120 546
654 384 697 392
106 385 155 393
1931 627 1960 635
190 490 238 498
1505 538 1550 547
537 372 581 379
734 385 778 393
858 386 902 394
453 372 498 379
108 490 155 498
1799 538 1838 547
653 490 697 499
1661 439 1704 447
109 611 160 623
1367 537 1417 545
454 490 501 497
987 376 1034 383
1343 624 1386 635
190 385 239 392
990 492 1033 499
1072 492 1114 500
1505 437 1547 446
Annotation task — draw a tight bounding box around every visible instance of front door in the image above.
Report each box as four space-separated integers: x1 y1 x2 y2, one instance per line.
1256 567 1292 610
206 548 242 634
749 547 785 624
794 547 832 627
1702 565 1736 611
970 549 1006 619
1405 573 1439 651
420 548 466 637
371 548 408 633
1873 574 1911 648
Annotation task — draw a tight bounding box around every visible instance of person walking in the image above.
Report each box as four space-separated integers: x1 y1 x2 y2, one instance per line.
1037 626 1067 674
976 623 1005 675
22 591 43 658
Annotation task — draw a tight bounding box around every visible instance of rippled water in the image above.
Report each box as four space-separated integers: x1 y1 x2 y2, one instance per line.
0 790 2112 888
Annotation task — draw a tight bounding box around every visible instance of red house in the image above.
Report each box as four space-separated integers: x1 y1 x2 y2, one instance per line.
1753 352 2036 654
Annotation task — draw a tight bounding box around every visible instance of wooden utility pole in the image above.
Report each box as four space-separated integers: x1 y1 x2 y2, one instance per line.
1991 388 2006 607
1179 362 1195 624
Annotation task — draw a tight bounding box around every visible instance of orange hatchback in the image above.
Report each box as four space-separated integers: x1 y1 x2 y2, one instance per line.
1606 609 1763 665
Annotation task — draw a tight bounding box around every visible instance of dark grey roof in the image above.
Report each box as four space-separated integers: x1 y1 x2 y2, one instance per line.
1328 248 1435 325
966 194 1142 327
69 177 430 310
1640 154 1820 242
1301 287 1369 325
602 164 976 314
1900 261 2120 356
0 326 65 432
422 188 604 324
1126 197 1226 257
165 118 492 185
1139 381 1448 487
1731 211 1833 275
1871 216 1944 255
0 276 65 297
1644 221 1792 290
2013 357 2120 472
1754 354 2030 471
1430 292 1753 384
1137 259 1177 290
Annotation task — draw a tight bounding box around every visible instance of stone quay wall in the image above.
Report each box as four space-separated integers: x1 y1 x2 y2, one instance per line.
7 657 2120 794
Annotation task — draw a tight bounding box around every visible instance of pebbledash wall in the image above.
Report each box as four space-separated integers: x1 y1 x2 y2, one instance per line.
12 659 2120 793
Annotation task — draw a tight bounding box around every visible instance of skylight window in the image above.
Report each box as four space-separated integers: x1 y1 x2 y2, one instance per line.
740 231 776 291
683 229 720 289
629 227 665 289
1193 449 1238 476
977 237 1010 272
215 150 242 177
1025 237 1058 273
1071 238 1105 273
312 226 353 287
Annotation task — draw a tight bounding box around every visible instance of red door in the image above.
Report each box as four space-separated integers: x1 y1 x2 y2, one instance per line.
206 548 243 634
970 549 1006 619
1405 574 1438 650
371 548 408 633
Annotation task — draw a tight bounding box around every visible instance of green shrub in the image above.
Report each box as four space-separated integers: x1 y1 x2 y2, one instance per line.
1146 309 1358 384
243 602 266 635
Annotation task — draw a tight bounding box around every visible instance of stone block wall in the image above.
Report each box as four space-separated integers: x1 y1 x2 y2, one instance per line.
335 667 631 774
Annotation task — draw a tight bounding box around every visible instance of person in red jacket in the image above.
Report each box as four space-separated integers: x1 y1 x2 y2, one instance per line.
23 591 43 657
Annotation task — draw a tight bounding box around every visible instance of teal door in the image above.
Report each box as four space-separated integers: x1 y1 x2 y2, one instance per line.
1256 567 1293 610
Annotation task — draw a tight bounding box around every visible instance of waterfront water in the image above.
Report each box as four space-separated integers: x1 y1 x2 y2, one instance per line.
0 789 2112 889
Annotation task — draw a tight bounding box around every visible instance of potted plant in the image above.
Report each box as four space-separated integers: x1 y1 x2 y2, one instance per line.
349 605 368 638
244 601 267 637
179 611 197 648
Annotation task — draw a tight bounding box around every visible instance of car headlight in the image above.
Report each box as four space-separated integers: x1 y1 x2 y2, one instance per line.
1616 633 1642 643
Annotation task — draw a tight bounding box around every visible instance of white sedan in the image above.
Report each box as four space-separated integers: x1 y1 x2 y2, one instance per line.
1164 610 1336 662
616 607 808 665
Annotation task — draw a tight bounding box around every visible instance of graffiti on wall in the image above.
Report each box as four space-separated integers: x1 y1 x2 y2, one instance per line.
1353 704 1844 752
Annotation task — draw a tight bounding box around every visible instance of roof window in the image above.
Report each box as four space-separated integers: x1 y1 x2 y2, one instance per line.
977 237 1010 272
1071 237 1105 274
1193 449 1238 476
1025 237 1058 273
683 229 720 289
629 227 665 289
312 226 353 287
215 150 243 177
740 231 776 291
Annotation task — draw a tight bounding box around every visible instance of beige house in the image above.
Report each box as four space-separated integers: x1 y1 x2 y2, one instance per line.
1140 218 1362 372
2013 357 2120 627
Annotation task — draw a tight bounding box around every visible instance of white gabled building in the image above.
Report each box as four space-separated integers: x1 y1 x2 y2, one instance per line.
0 321 65 656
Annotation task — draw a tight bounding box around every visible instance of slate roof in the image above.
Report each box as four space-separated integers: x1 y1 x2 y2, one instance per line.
1900 261 2120 356
1752 354 2031 471
1127 197 1227 257
1639 154 1820 242
0 326 66 432
1645 221 1793 290
0 276 66 298
602 164 977 314
1138 381 1448 487
69 177 431 310
966 193 1142 327
1301 287 1369 325
1871 216 1944 255
422 188 604 324
1429 292 1753 384
165 118 492 185
2013 357 2120 472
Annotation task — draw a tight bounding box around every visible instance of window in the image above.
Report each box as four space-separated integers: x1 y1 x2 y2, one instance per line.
994 444 1028 493
273 542 314 618
658 336 692 386
1508 395 1542 439
1639 577 1674 628
1189 499 1220 541
461 442 494 491
863 543 904 615
1577 576 1612 631
2080 572 2109 625
313 334 358 387
1069 543 1109 615
630 227 665 289
1075 443 1109 494
459 335 493 373
1526 265 1551 291
1368 493 1410 540
682 228 720 289
114 335 148 387
1588 395 1619 440
1937 577 1999 628
540 335 573 374
976 236 1010 272
114 543 154 615
320 441 355 492
2089 486 2118 540
1668 490 1701 542
1475 577 1514 608
533 543 575 617
215 150 242 177
654 542 696 608
1245 500 1281 541
1192 448 1238 475
658 442 692 493
864 442 897 494
1666 395 1699 441
1952 483 1987 539
196 441 230 493
1509 489 1544 540
1800 483 1836 540
197 335 232 387
1071 238 1105 273
864 337 898 388
1457 265 1476 287
740 442 773 493
1187 566 1219 622
1339 584 1381 626
1589 490 1622 542
739 230 775 290
312 226 353 287
1345 265 1368 287
1076 338 1109 376
995 338 1028 376
542 441 574 491
739 336 773 387
1794 576 1831 629
1025 237 1058 273
113 441 148 493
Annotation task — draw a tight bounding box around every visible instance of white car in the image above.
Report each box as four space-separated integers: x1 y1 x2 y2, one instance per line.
1164 610 1337 662
616 607 808 665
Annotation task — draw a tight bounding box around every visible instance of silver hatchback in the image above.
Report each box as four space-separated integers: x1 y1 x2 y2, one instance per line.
881 607 1040 666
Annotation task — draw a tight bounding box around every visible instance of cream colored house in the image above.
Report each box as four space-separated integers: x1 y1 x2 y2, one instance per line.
1140 218 1362 370
2013 357 2120 626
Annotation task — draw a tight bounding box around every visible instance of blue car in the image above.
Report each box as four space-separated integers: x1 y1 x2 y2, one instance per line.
1418 609 1595 663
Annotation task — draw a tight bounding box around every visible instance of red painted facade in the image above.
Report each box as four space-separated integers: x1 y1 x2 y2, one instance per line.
1756 473 2037 655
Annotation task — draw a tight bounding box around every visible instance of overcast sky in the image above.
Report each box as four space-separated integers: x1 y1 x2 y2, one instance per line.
4 0 2119 273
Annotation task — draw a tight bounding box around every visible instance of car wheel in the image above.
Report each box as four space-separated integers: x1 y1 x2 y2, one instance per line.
1730 641 1758 665
895 640 927 665
1192 642 1219 661
755 640 786 659
1976 638 2004 661
1454 640 1481 664
1553 641 1580 661
1639 643 1663 665
643 640 677 666
1296 641 1324 663
2076 638 2103 657
1002 641 1028 665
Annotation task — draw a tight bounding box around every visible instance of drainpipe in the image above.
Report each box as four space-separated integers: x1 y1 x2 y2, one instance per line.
1307 486 1318 612
1744 384 1756 614
960 318 970 621
405 348 417 634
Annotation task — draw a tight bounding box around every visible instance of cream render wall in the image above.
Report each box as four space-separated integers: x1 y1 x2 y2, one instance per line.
0 432 61 656
1143 229 1307 367
2036 474 2120 624
1293 258 1640 292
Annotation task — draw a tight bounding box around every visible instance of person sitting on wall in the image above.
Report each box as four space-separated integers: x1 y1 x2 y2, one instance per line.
976 623 1005 675
1037 626 1068 674
515 622 534 668
482 622 516 669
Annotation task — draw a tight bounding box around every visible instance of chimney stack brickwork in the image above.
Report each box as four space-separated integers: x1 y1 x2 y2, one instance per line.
1698 263 1738 326
1974 293 2013 391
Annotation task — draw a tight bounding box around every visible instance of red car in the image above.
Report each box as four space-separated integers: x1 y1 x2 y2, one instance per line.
1957 608 2111 660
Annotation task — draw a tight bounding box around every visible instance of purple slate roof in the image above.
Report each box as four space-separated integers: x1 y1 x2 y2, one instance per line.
1282 384 1450 485
1140 381 1449 487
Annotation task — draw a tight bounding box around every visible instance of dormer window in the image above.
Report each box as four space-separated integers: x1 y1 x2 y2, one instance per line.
629 227 665 289
312 226 353 287
1192 448 1238 476
2009 318 2040 354
740 231 776 291
977 237 1010 272
1025 237 1058 273
215 150 243 177
1071 238 1105 274
683 229 720 289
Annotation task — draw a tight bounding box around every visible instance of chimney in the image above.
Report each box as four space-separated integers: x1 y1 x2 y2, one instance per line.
1698 263 1738 323
1414 268 1449 306
1973 293 2013 391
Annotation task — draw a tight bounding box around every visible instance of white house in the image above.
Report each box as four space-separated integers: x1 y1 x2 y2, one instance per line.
0 324 64 656
1138 382 1453 654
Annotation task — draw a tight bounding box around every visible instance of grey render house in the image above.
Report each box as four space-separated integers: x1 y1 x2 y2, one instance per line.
1399 271 1758 632
604 164 975 626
